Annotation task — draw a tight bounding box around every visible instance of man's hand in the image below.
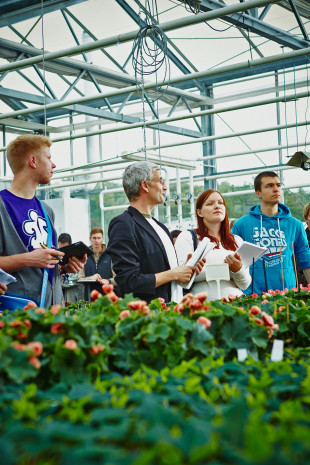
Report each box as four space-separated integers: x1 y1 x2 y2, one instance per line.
64 254 87 274
28 248 65 268
0 283 7 295
224 252 242 272
99 278 110 286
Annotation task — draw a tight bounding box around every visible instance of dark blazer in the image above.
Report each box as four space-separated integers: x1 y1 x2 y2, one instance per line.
107 206 174 303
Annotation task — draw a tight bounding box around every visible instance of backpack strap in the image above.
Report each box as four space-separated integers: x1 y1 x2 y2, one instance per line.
39 201 53 308
188 229 198 251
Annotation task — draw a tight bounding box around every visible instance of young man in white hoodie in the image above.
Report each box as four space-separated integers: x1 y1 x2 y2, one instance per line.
232 171 310 295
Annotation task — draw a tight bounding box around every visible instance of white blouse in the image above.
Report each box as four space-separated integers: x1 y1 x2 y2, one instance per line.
175 230 251 301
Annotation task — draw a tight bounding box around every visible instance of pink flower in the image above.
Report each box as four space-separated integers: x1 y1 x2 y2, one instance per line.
254 318 263 326
29 356 41 369
128 300 147 310
271 324 279 330
261 312 275 327
195 292 208 303
221 297 227 302
203 305 211 311
90 344 105 354
17 332 28 340
173 303 185 313
189 299 203 310
27 341 43 356
102 283 114 294
64 339 78 350
0 321 4 329
23 301 37 310
228 294 237 302
141 305 150 315
12 342 26 351
197 316 212 328
261 300 269 305
250 306 261 316
105 292 119 303
35 307 46 314
251 293 258 298
50 304 61 315
158 297 166 308
119 310 131 319
50 323 63 334
268 328 274 339
275 305 286 314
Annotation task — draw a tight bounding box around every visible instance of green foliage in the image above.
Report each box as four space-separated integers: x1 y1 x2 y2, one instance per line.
0 288 310 464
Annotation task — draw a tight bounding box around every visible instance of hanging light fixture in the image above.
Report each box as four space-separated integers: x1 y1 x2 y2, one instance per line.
286 151 310 171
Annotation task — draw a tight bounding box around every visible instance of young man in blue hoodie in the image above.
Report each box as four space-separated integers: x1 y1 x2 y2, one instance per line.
232 171 310 295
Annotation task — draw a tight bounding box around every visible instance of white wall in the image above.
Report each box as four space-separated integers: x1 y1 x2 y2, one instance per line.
45 197 90 245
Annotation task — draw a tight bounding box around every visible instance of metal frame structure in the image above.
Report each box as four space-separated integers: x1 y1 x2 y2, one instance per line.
0 0 310 210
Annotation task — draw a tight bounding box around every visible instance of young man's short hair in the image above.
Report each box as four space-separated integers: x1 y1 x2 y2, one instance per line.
90 227 103 237
58 233 72 245
6 134 52 174
254 171 279 192
303 202 310 220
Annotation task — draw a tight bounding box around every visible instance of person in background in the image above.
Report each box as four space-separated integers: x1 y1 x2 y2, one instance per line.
298 202 310 287
107 161 204 303
170 229 182 244
58 233 72 248
175 189 251 301
232 171 310 294
229 219 237 231
79 227 113 293
0 134 86 306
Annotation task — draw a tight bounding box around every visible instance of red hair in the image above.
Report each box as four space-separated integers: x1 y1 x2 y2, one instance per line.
195 189 238 251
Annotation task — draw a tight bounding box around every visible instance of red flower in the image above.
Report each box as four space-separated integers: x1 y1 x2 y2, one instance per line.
251 293 258 298
23 319 32 330
50 323 63 334
9 320 22 328
250 306 261 316
17 332 28 340
90 289 101 301
221 297 227 302
197 316 212 328
158 297 166 308
128 300 147 310
29 356 41 369
254 318 263 325
27 341 43 356
102 283 114 294
90 344 105 354
64 339 78 350
195 292 208 303
50 304 61 315
119 310 131 319
261 312 275 327
228 294 237 302
0 321 5 329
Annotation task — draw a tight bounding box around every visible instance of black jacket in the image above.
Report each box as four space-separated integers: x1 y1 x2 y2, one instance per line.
107 206 173 302
84 247 113 293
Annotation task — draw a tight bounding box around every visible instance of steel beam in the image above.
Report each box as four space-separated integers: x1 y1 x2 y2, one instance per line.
196 0 309 49
0 0 280 73
0 0 88 27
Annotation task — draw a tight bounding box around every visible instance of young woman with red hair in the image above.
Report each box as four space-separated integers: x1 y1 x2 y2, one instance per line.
175 189 251 301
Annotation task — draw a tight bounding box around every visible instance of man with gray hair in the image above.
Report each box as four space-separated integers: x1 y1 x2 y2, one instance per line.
107 161 199 303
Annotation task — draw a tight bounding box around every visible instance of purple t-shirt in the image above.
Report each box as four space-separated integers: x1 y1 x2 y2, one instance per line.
0 189 56 282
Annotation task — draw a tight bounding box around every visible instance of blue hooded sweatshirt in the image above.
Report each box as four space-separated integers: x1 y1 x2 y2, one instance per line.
232 203 310 295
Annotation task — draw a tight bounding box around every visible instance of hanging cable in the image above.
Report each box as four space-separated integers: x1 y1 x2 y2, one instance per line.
40 0 47 136
132 0 170 104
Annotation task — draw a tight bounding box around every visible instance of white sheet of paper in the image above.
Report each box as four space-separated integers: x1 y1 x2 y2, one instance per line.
181 237 216 290
235 241 268 268
0 268 17 285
